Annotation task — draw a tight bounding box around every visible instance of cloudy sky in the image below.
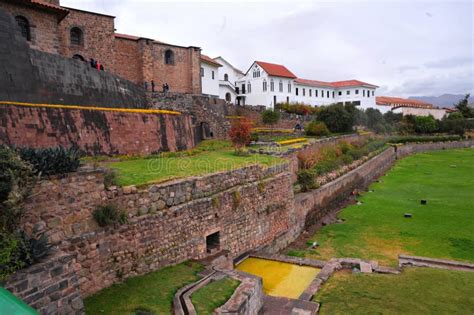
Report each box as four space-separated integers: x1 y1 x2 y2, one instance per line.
61 0 473 97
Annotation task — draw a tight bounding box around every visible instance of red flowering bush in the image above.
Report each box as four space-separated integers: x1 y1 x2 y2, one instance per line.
229 117 252 155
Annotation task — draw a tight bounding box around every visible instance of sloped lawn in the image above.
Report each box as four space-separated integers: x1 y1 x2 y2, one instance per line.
84 262 204 314
316 268 474 314
300 148 474 266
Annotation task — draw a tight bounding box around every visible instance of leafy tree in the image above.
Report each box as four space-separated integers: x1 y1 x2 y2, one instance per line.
440 112 466 135
414 115 438 134
229 117 252 154
454 94 473 118
261 109 281 126
366 108 384 129
317 103 355 133
383 111 403 125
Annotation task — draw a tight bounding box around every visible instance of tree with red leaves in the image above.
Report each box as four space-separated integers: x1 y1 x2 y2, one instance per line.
229 117 252 155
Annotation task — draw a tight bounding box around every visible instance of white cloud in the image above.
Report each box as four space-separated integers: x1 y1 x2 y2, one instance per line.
61 0 474 97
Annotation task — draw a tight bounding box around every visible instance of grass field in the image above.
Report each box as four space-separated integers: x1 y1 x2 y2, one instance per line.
299 148 474 266
315 268 474 314
107 142 283 186
84 262 204 315
191 277 240 314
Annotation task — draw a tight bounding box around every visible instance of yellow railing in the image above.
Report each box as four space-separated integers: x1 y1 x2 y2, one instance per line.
0 101 181 115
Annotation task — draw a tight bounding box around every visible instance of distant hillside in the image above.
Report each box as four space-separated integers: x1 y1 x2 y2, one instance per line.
409 94 472 108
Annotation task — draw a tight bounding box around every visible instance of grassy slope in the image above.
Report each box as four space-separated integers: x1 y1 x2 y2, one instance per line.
109 150 283 186
305 148 474 266
191 278 240 314
316 268 474 314
84 262 204 315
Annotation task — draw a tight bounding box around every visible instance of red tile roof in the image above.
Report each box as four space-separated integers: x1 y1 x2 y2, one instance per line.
294 78 333 88
114 33 140 41
255 61 297 78
296 78 378 89
331 80 379 88
376 96 433 109
201 54 222 67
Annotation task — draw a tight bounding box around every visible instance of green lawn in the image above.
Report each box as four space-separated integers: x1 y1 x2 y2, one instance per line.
299 148 474 266
191 277 240 314
315 268 474 314
84 261 204 315
109 149 283 186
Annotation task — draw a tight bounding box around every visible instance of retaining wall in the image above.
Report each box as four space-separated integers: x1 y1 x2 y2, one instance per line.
0 105 195 155
0 9 147 109
6 140 473 313
4 255 83 314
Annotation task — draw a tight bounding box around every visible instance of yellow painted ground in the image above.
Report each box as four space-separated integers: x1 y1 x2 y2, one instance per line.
236 258 320 299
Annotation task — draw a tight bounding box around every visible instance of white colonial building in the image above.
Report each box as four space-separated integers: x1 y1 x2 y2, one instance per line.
213 56 244 103
376 96 447 119
200 55 222 97
235 61 379 109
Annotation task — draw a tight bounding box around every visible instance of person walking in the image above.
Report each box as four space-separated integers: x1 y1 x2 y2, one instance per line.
151 80 155 92
144 81 148 91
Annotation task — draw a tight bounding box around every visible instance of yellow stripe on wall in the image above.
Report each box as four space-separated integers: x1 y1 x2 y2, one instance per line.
0 101 181 115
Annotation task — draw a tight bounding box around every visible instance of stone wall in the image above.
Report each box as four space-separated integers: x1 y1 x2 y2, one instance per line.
0 8 147 108
0 1 61 54
58 8 116 72
395 140 473 159
0 105 195 155
4 255 84 315
21 163 294 296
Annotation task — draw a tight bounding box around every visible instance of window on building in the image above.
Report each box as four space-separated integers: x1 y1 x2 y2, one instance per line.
15 16 31 41
296 88 299 96
279 80 283 92
363 90 366 97
338 91 342 96
270 79 274 92
248 83 251 93
303 88 306 96
332 91 335 98
263 80 267 92
309 89 312 97
353 101 361 105
200 67 204 77
355 89 359 95
224 73 229 81
372 91 375 96
164 49 174 65
327 91 330 98
225 93 231 102
288 82 292 93
321 90 324 98
367 90 370 97
70 27 83 46
315 90 318 97
212 71 215 80
346 90 350 95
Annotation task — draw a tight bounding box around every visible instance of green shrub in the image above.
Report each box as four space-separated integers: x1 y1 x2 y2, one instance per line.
297 169 319 192
287 250 306 258
103 169 118 189
341 154 354 165
250 133 259 143
414 115 438 134
261 110 281 126
387 135 462 144
232 191 241 209
306 121 330 137
338 141 353 154
93 204 127 227
314 159 339 176
18 146 81 176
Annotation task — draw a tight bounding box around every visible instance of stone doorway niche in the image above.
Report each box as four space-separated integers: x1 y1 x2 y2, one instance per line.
206 231 220 254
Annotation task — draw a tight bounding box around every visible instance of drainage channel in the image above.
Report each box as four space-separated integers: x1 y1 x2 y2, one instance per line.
176 268 217 315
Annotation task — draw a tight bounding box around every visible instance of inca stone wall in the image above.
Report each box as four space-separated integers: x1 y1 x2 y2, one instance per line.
4 255 84 315
0 105 195 155
0 8 147 108
21 163 293 296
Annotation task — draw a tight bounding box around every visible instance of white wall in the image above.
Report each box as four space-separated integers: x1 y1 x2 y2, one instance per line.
392 107 447 120
201 62 220 97
214 57 243 103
